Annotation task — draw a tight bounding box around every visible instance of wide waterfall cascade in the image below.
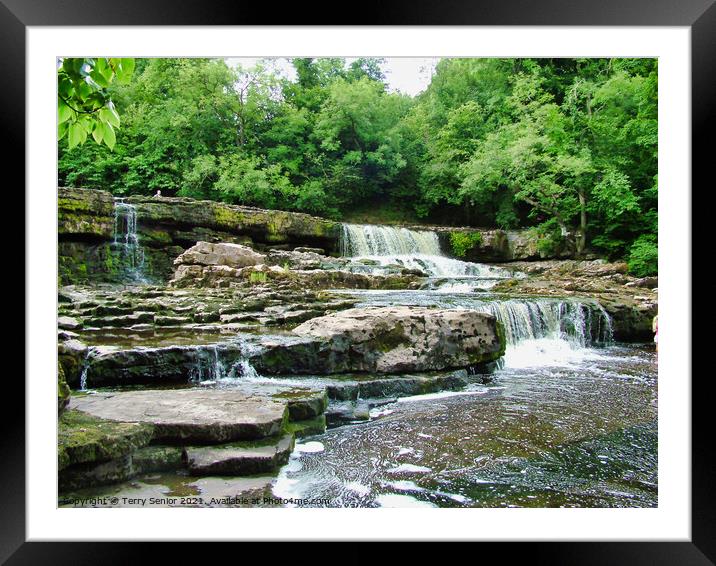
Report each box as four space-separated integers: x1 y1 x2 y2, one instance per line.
340 224 513 283
113 198 147 283
462 298 613 368
341 224 443 256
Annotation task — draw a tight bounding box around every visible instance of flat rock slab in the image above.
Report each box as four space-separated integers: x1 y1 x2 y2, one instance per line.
71 389 288 443
183 434 294 475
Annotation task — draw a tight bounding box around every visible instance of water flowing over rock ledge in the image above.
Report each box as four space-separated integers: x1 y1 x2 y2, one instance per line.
58 187 582 285
57 187 657 500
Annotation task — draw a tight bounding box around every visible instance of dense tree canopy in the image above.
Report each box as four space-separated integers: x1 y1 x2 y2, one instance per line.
59 57 658 274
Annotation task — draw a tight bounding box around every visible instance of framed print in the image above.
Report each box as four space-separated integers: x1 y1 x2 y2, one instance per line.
7 0 713 560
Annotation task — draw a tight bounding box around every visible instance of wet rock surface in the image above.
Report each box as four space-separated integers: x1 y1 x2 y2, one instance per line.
70 389 288 443
59 382 330 491
58 187 342 284
56 199 658 500
58 409 154 470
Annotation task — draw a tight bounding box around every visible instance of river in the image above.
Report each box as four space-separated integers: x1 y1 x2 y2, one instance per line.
61 222 658 508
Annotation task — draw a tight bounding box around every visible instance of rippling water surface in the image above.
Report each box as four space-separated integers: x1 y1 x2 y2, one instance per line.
273 344 657 508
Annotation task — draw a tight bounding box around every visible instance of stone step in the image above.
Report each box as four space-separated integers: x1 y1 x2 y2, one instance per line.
183 433 294 475
70 389 288 443
58 409 154 471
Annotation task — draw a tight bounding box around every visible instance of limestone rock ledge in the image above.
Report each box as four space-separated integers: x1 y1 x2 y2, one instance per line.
252 306 506 375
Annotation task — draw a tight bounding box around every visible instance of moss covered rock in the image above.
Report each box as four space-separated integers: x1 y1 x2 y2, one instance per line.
58 187 115 240
58 409 154 471
127 195 341 251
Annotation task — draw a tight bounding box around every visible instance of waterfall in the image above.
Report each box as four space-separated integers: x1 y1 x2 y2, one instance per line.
341 224 442 256
340 223 512 283
79 360 90 391
189 343 262 384
113 198 147 283
469 299 613 347
78 348 96 391
467 298 613 368
347 288 614 369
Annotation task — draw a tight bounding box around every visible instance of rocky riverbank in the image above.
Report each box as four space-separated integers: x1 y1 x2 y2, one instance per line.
58 187 585 285
57 189 657 498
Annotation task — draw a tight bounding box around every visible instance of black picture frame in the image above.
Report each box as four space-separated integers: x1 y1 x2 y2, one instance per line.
7 0 712 561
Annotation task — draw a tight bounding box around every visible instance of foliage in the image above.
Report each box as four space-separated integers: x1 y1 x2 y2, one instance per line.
58 56 658 265
58 58 135 150
249 271 269 284
449 232 483 258
627 234 658 277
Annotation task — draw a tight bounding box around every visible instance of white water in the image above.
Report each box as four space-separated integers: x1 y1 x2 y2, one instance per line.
468 298 613 368
79 360 90 391
189 343 263 384
78 347 97 391
113 199 147 283
340 223 512 284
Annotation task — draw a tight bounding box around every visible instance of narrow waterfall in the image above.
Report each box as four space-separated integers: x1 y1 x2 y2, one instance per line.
340 223 511 282
113 198 147 283
78 347 97 391
79 357 90 391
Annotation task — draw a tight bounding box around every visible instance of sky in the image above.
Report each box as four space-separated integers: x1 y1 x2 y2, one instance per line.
225 57 440 97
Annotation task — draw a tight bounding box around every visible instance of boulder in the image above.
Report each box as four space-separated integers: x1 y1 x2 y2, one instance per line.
58 338 89 387
82 343 247 387
58 316 82 330
252 306 505 375
286 415 327 438
170 260 421 291
60 454 134 491
58 187 115 240
131 446 184 475
174 241 266 269
58 409 154 471
127 195 341 250
625 276 658 289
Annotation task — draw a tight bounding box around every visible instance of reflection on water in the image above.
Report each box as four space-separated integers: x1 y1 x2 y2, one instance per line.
273 345 657 508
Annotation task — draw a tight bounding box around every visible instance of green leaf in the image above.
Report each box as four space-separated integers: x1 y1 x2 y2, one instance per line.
77 80 92 101
91 121 104 144
89 68 110 89
57 120 68 140
67 121 86 149
58 99 73 123
116 58 135 84
100 105 120 128
102 122 116 150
